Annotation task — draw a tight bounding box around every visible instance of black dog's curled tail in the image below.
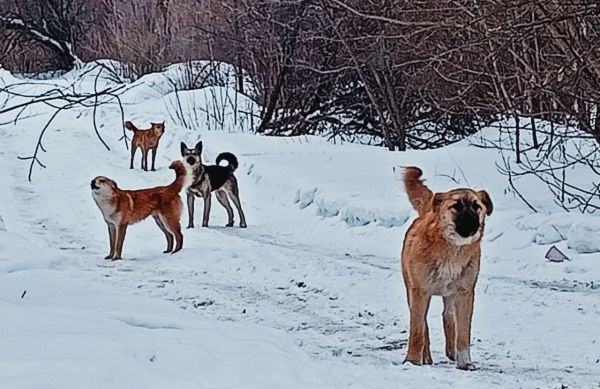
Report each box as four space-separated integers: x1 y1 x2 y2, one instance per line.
216 152 239 171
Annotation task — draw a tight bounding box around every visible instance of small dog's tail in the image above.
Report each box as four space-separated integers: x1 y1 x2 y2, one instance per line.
216 152 239 171
124 121 139 132
404 166 433 217
168 160 189 193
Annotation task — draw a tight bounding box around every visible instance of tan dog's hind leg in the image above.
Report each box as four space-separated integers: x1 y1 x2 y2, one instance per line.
455 290 476 370
404 289 432 365
443 296 457 361
105 223 116 259
216 190 234 227
153 215 174 253
113 224 128 260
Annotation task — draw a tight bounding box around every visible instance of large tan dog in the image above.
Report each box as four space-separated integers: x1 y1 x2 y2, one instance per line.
401 167 492 370
91 160 189 260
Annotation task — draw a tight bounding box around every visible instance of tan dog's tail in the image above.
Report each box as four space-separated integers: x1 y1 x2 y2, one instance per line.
167 160 188 193
124 121 139 132
404 167 433 216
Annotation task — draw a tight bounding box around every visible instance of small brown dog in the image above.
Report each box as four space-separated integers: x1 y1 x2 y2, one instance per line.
401 167 492 370
91 160 189 260
126 120 165 171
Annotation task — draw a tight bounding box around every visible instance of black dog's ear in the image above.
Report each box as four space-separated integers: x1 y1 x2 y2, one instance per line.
195 141 203 154
180 142 188 156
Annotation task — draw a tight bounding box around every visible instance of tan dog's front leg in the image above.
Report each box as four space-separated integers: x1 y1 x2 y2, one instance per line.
113 224 128 260
404 289 431 365
105 223 116 259
443 295 457 361
455 290 476 370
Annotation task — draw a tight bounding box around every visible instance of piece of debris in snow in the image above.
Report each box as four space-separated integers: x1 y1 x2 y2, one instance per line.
545 245 570 262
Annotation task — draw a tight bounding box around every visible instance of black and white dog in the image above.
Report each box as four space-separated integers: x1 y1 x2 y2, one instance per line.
181 141 247 228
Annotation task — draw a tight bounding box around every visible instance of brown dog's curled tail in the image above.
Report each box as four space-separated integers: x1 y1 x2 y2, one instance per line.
404 166 433 217
124 121 139 132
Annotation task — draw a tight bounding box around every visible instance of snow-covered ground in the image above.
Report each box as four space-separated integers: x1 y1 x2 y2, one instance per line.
1 63 599 388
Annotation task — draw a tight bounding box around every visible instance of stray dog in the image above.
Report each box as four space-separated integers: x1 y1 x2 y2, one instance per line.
91 160 189 260
181 141 247 228
401 167 492 370
126 120 165 171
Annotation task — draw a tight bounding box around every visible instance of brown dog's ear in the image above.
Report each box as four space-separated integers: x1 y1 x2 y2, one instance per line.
169 161 177 169
478 190 493 216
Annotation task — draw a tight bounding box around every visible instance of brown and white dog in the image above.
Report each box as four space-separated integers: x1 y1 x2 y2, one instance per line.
181 141 247 228
126 120 165 171
91 160 190 260
401 166 492 370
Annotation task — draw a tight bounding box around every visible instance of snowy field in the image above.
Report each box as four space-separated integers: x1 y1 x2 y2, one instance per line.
1 63 599 388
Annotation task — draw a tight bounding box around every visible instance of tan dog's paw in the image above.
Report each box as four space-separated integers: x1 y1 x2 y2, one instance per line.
446 347 456 361
456 362 476 371
403 357 423 366
403 350 432 366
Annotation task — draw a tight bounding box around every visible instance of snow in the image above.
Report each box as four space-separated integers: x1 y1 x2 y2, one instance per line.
0 231 342 389
1 61 600 388
567 219 600 254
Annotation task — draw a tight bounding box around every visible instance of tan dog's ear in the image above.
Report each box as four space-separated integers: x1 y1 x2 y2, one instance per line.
478 190 493 216
431 193 444 211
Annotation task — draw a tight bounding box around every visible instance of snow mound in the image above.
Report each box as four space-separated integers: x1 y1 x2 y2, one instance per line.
567 219 600 253
121 61 248 103
516 213 600 253
295 188 411 227
161 87 259 133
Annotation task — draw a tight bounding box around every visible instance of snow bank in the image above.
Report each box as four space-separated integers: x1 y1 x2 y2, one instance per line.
295 188 411 227
516 213 600 254
161 87 259 133
566 219 600 253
